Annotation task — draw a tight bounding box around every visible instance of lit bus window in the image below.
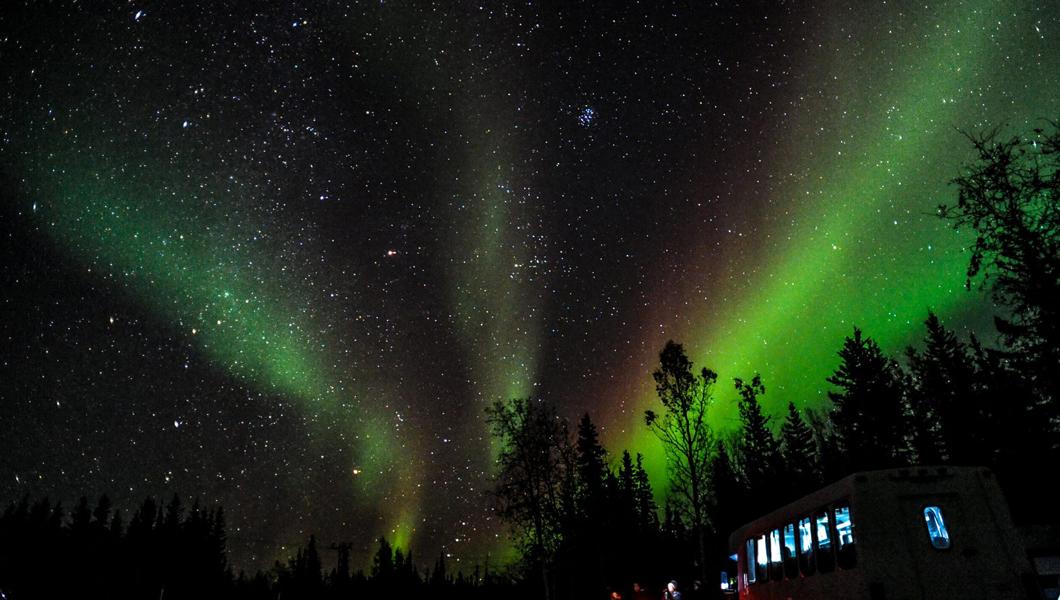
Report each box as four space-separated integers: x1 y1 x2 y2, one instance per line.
798 516 816 576
769 528 784 580
769 529 782 564
835 505 854 546
816 510 836 573
757 534 770 581
923 506 951 550
798 517 814 555
746 538 757 583
783 523 798 579
816 511 832 550
835 503 857 569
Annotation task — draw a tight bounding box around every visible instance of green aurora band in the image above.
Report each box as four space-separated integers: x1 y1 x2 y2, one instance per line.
24 139 423 557
610 1 1060 484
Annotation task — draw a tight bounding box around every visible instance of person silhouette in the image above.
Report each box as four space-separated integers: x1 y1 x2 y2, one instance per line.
662 580 682 600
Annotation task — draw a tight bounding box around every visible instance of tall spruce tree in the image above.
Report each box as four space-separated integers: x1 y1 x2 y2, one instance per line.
575 413 608 517
371 537 395 582
331 542 353 591
632 453 658 532
571 413 610 598
733 374 783 514
297 535 324 595
905 313 986 464
827 328 910 472
804 407 844 482
430 551 449 586
617 451 639 529
779 401 820 495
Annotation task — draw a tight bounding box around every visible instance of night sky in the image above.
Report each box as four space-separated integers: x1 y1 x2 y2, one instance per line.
2 0 1059 573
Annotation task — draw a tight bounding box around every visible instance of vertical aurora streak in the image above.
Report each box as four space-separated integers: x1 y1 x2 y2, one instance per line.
444 107 547 465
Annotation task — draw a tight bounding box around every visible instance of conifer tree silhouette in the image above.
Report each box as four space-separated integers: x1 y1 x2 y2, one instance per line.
779 401 821 496
827 328 909 471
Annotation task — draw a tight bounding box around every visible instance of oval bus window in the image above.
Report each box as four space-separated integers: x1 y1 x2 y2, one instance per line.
923 505 951 550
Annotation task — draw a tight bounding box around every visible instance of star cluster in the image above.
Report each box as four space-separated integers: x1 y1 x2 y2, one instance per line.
2 0 1059 573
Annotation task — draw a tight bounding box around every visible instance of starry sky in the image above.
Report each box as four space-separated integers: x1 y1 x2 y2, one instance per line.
2 0 1059 573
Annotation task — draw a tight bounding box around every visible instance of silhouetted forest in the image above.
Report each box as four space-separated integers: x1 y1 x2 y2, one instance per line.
3 124 1057 599
0 492 517 599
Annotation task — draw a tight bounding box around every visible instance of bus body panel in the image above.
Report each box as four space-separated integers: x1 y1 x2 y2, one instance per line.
728 466 1039 600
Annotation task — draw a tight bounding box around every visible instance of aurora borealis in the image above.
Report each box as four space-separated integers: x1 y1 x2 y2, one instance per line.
2 0 1059 573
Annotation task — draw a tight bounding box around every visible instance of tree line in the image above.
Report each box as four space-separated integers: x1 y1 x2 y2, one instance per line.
0 492 519 599
0 494 228 598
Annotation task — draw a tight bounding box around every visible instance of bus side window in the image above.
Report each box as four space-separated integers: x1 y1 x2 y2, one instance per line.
815 510 836 573
757 534 770 582
783 523 798 579
745 538 757 584
769 528 784 581
798 516 816 576
835 503 857 569
923 505 951 550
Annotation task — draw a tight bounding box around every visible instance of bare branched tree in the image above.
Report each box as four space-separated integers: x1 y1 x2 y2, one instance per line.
943 124 1060 416
487 397 573 600
645 340 716 585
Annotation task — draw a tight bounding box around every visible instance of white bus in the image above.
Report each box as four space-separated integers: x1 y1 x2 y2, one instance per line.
726 465 1042 599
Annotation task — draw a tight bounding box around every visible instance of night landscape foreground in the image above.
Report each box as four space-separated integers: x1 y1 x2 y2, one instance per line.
1 2 1059 599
